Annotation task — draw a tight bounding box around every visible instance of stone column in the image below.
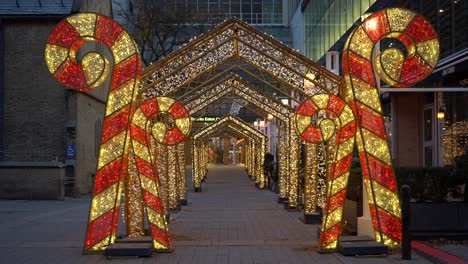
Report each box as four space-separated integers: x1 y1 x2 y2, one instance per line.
358 183 375 237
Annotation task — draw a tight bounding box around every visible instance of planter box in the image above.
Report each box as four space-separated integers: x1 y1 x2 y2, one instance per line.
410 202 468 239
401 186 468 260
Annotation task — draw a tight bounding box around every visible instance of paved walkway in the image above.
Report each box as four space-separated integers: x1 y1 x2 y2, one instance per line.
0 164 433 263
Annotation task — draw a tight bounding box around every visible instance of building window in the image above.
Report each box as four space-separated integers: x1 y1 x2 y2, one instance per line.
442 92 468 165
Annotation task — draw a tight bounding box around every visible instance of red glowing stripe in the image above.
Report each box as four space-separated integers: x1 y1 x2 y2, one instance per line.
48 21 80 47
101 107 130 143
96 16 123 47
130 124 149 144
93 159 122 195
296 99 317 116
85 210 114 249
135 156 155 178
139 98 159 117
169 101 189 119
144 191 165 215
150 224 172 248
110 56 140 90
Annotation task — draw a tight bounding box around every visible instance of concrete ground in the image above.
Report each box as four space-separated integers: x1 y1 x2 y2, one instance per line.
0 164 433 264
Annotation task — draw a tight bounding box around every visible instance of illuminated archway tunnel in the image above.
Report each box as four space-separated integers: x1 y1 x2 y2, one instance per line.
44 9 439 253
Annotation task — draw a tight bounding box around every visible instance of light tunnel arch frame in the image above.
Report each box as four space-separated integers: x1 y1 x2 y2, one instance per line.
192 115 267 188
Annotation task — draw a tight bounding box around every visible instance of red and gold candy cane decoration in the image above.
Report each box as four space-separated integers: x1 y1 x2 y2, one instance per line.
44 13 172 252
130 97 191 250
342 8 439 247
294 94 357 251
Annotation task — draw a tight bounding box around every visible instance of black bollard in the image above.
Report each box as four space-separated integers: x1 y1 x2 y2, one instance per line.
401 185 411 260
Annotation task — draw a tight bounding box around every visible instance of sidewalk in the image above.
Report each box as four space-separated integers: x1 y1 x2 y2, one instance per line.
0 164 433 263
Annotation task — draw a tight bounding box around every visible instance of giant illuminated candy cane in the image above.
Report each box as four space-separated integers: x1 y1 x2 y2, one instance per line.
44 13 191 252
295 94 357 250
295 8 439 250
129 97 191 250
342 8 439 248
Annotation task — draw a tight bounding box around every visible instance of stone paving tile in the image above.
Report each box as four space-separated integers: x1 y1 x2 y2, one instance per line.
0 164 433 264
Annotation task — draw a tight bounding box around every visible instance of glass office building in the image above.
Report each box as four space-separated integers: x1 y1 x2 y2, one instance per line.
169 0 285 25
295 0 468 168
303 0 377 62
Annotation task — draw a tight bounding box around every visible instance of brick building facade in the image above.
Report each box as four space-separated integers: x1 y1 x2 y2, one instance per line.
0 0 112 198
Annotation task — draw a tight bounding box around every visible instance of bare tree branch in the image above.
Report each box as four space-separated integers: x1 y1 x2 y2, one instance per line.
114 0 207 67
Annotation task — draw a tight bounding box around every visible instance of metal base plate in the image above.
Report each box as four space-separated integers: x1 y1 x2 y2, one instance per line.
338 241 388 256
104 243 153 257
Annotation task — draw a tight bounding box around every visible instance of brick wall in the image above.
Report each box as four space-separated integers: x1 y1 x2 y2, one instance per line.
3 20 67 162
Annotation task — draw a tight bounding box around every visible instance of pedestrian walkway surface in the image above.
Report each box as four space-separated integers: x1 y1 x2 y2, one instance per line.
0 164 432 264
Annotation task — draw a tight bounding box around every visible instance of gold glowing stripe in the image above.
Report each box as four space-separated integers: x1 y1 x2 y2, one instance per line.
361 128 392 165
295 114 311 134
45 44 69 73
156 97 174 112
349 74 382 112
151 122 167 144
372 181 401 217
313 94 329 109
147 207 166 230
339 105 356 127
381 233 400 248
175 117 191 135
386 8 415 32
323 240 338 250
374 231 382 242
326 180 334 197
375 50 403 87
106 80 135 116
154 240 169 250
97 131 126 169
355 130 365 151
82 53 109 88
336 138 354 161
133 139 151 163
89 182 119 222
330 172 349 195
89 235 111 251
343 76 356 103
325 207 343 230
349 26 373 60
416 38 439 68
66 13 97 37
362 179 375 206
111 33 137 64
140 174 159 196
131 109 147 129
